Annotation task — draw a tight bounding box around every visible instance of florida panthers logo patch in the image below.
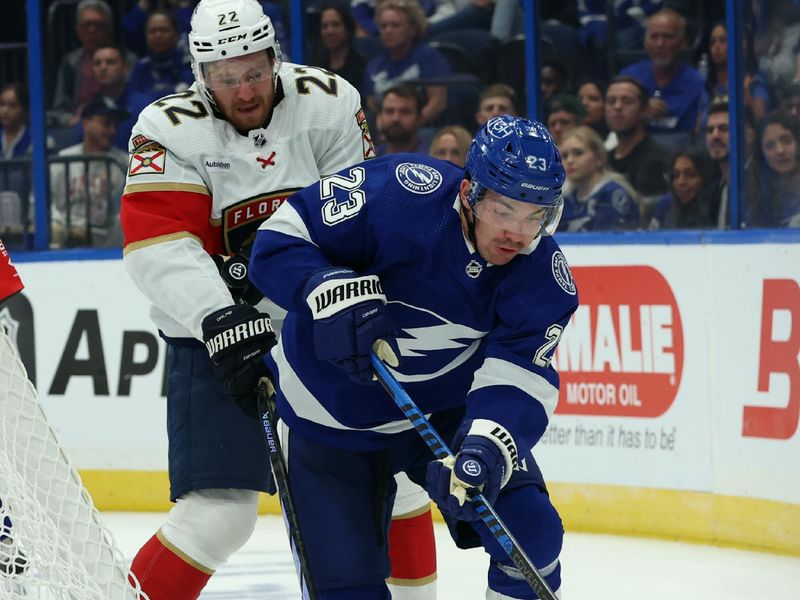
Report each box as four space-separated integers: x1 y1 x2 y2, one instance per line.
395 163 442 194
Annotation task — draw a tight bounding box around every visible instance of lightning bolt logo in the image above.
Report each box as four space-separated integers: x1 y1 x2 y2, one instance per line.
388 301 488 382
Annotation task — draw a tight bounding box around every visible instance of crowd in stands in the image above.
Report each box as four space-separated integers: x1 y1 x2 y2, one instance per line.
1 0 800 250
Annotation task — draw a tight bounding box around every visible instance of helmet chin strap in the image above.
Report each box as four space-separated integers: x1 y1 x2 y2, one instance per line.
461 202 478 249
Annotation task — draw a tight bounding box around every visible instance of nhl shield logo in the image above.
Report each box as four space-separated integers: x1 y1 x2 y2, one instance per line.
465 259 483 278
251 130 267 148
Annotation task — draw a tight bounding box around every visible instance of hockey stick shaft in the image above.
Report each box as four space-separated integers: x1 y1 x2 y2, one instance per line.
370 353 558 600
256 380 317 600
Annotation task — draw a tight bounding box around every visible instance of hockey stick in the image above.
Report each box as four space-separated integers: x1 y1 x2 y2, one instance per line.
370 353 559 600
256 380 317 600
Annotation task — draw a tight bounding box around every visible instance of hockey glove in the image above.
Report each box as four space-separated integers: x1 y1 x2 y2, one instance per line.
303 267 399 384
212 253 264 306
201 304 277 415
426 420 516 521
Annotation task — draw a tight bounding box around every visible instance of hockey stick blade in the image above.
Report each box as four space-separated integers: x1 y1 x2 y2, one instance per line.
370 353 558 600
257 380 317 600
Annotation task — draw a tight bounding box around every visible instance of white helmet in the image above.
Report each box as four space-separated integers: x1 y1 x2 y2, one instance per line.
188 0 282 101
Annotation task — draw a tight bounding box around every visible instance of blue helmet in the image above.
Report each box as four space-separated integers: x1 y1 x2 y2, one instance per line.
465 116 565 208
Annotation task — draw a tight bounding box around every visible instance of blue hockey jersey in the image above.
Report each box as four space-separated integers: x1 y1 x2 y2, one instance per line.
250 154 579 455
558 178 640 232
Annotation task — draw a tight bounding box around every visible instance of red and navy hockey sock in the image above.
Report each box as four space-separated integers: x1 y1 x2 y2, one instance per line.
128 530 213 600
387 508 437 598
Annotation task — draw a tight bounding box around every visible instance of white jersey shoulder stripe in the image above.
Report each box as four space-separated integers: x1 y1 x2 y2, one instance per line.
470 357 559 419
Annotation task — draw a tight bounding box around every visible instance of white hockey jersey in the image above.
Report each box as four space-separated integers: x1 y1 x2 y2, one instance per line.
121 64 374 339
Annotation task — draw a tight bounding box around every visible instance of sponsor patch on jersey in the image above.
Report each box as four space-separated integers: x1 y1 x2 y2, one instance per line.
395 163 442 195
356 109 375 160
221 190 298 253
128 143 167 176
205 159 231 172
551 250 576 295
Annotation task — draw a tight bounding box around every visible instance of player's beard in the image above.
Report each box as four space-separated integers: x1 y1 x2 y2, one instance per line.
382 123 415 145
229 97 269 132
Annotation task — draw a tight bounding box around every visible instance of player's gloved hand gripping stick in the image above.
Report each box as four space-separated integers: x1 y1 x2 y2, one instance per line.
370 350 559 600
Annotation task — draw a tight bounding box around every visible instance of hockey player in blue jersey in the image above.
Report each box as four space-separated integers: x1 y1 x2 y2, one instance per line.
238 115 578 598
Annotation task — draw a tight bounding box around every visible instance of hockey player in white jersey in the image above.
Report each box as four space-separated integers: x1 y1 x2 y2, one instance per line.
120 1 436 598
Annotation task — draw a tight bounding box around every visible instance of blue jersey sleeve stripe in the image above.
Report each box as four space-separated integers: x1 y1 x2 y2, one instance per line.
274 337 416 435
273 337 343 429
261 201 318 247
469 357 559 419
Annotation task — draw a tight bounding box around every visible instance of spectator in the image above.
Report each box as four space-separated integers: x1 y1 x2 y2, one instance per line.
375 83 432 154
541 57 569 102
546 94 583 147
364 0 451 126
474 82 517 128
351 0 439 38
699 99 757 228
428 124 471 165
751 0 800 95
313 2 367 103
577 80 608 140
49 0 116 126
705 22 728 100
128 10 194 97
558 126 640 232
0 84 35 232
122 0 195 57
650 150 716 229
49 95 128 248
0 84 31 158
755 110 800 227
605 75 670 206
89 45 160 151
621 8 707 136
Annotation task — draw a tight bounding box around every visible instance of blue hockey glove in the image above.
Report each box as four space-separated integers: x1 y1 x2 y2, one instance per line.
201 304 277 415
303 267 399 384
426 420 517 521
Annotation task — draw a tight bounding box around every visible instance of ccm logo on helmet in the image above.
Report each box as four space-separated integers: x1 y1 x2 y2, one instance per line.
218 33 247 44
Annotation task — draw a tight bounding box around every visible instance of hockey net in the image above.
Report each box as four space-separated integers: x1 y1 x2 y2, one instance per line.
0 329 148 599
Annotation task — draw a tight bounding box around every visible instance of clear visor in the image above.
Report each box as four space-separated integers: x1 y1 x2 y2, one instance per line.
472 191 563 237
201 54 274 90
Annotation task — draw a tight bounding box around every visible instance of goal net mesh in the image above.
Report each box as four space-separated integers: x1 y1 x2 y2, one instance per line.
0 329 147 599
